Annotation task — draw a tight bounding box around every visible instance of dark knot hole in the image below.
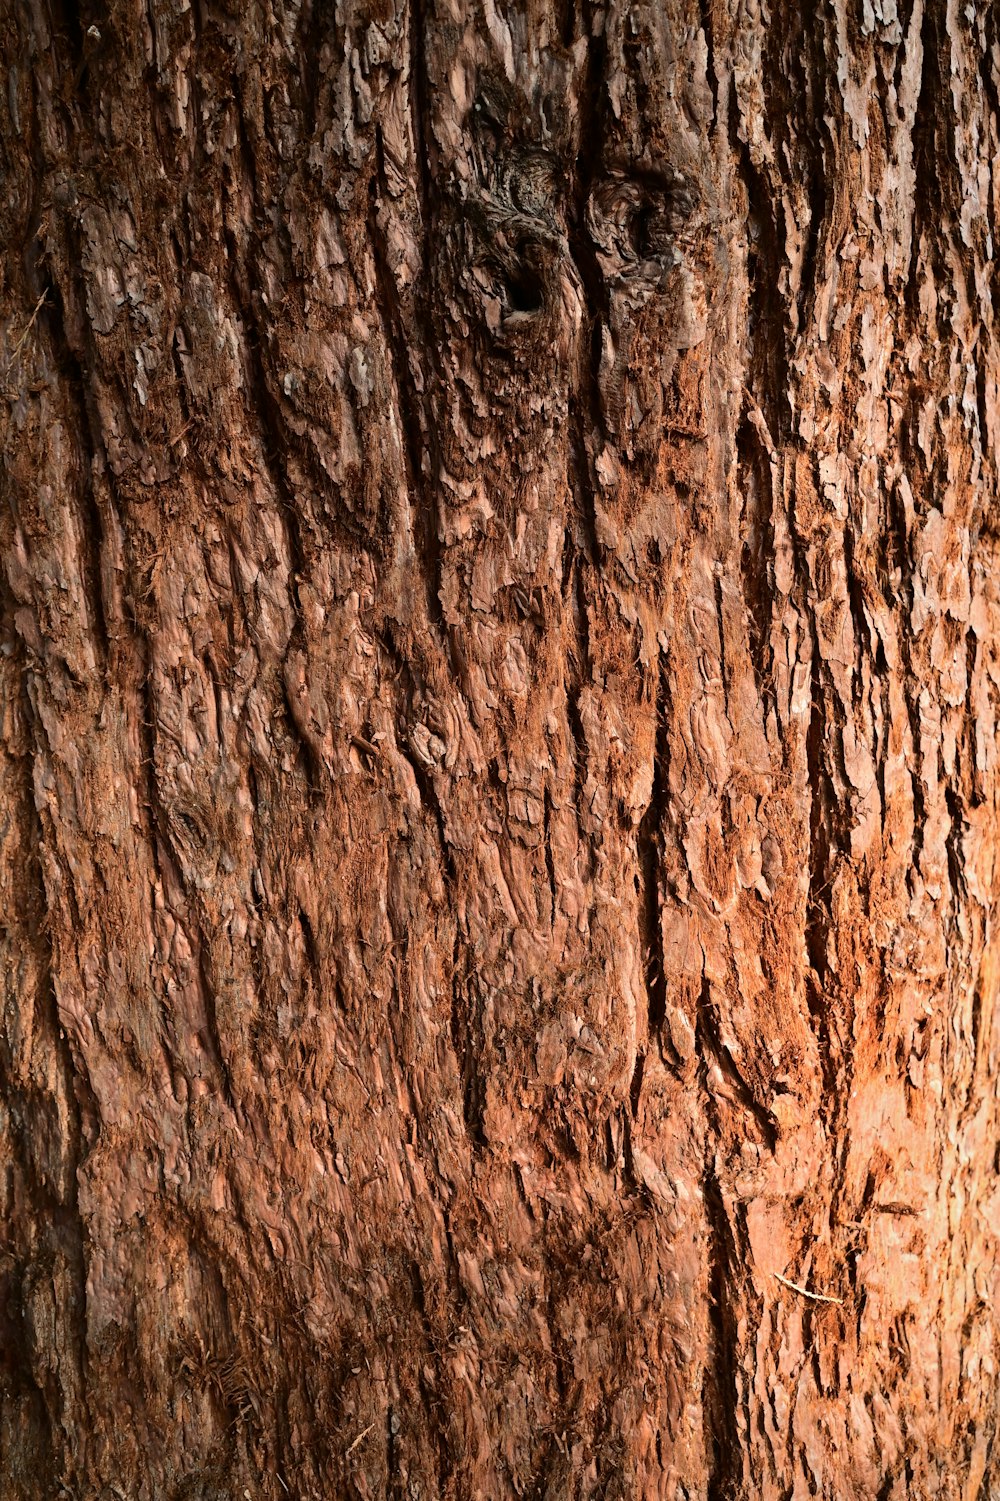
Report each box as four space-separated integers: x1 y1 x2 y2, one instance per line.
504 253 546 315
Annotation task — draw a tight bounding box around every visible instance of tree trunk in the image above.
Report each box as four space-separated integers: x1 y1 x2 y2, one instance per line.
1 0 998 1496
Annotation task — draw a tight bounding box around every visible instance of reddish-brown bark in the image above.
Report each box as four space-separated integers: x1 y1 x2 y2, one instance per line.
1 0 999 1496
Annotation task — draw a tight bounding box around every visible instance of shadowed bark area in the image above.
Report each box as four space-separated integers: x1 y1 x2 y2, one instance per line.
1 0 999 1496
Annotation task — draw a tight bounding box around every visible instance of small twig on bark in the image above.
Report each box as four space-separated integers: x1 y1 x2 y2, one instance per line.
346 1422 376 1457
4 289 49 380
773 1270 844 1306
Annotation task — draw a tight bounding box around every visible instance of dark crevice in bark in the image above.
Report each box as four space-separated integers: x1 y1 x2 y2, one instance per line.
944 782 967 918
737 416 775 714
981 26 1000 331
974 355 991 489
737 140 792 446
700 1148 739 1501
453 955 486 1153
697 0 718 129
2 170 102 1431
604 1114 617 1169
278 664 325 792
569 7 610 442
409 757 455 886
49 0 99 107
699 973 777 1152
243 761 270 1009
133 649 206 1109
886 481 929 882
368 127 447 643
193 940 238 1116
386 1401 399 1493
555 15 606 849
242 338 313 629
408 0 433 235
3 638 91 1420
888 0 922 100
804 653 837 1100
239 335 327 794
557 37 604 837
974 1435 995 1501
562 540 592 834
558 0 577 48
226 94 263 302
566 2 607 547
878 471 908 610
544 1266 570 1417
762 5 829 337
402 756 456 889
169 325 194 434
35 280 111 669
409 1261 453 1495
377 627 458 885
797 139 829 338
134 645 167 884
235 328 313 744
908 0 962 295
542 787 557 923
567 415 601 568
637 653 669 1038
872 657 890 832
695 960 760 1494
802 629 858 1229
0 1093 82 1465
378 634 478 1147
714 572 730 719
965 631 985 807
843 521 873 719
297 902 323 996
629 1049 645 1119
296 1 331 146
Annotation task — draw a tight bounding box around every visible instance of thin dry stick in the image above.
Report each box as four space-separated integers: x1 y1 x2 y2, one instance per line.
346 1422 376 1457
773 1270 844 1306
4 289 49 379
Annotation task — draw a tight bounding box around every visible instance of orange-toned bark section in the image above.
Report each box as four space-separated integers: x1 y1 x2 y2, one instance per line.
1 0 999 1496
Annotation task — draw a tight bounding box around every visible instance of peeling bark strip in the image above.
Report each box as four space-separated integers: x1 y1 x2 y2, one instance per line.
0 0 999 1496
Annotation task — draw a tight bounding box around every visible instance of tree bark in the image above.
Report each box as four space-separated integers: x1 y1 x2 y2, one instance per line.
1 0 999 1496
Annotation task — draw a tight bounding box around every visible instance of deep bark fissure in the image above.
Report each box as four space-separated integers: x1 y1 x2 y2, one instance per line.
562 4 606 817
909 1 960 291
568 0 609 497
803 647 839 1108
842 522 873 720
736 415 776 712
562 535 593 822
37 286 111 670
637 653 669 1039
193 939 238 1119
444 909 484 1151
736 142 793 446
368 127 447 643
407 0 433 238
700 1146 740 1501
11 650 91 1426
242 339 313 614
713 570 729 719
699 970 777 1154
542 785 557 922
697 0 718 128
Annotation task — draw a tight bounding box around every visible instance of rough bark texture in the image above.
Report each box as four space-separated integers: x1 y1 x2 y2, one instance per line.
1 0 999 1496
